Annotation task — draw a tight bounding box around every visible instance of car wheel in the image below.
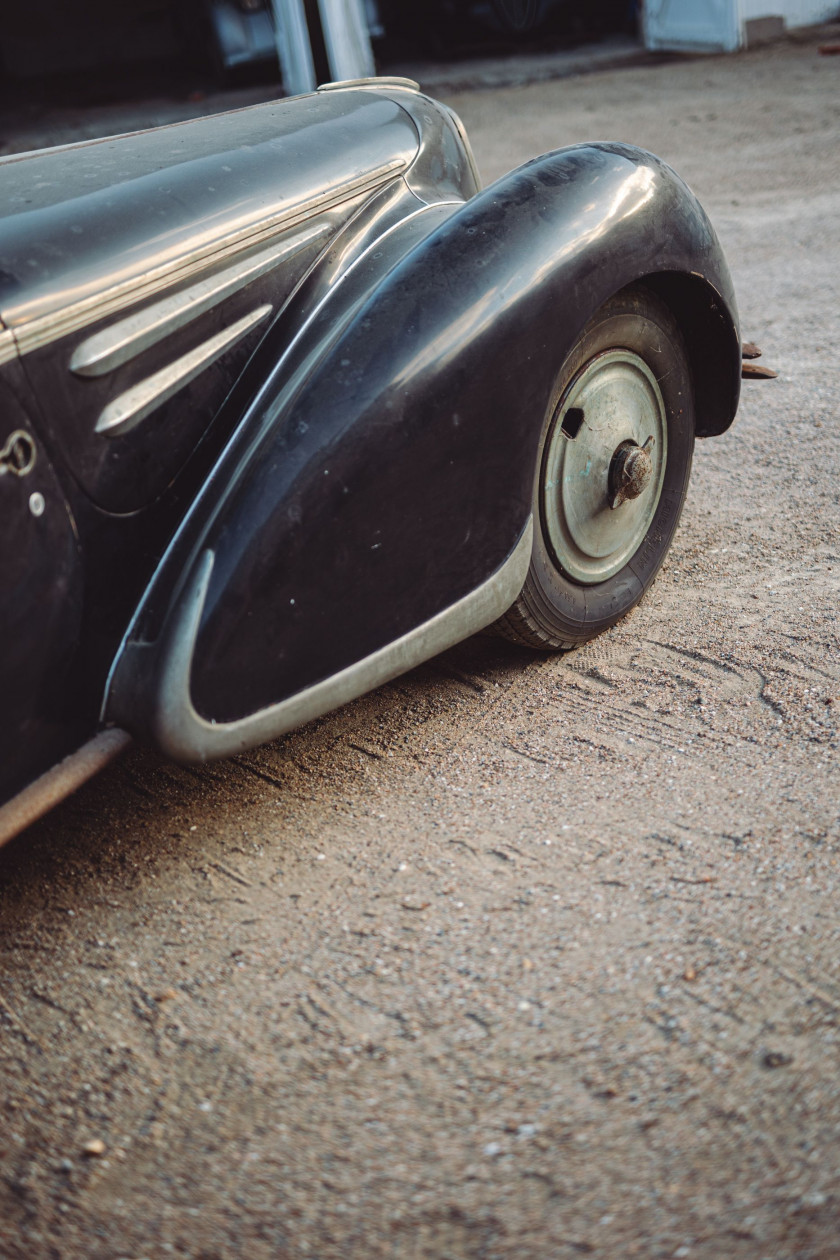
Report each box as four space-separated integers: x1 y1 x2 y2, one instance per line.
497 284 695 649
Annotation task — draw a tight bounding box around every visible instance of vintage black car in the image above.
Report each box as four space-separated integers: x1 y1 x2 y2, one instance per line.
0 77 742 842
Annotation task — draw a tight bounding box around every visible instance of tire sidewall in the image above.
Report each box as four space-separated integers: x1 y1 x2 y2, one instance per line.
526 287 695 643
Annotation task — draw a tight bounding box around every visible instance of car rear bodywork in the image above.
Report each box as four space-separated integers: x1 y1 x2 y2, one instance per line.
0 78 740 838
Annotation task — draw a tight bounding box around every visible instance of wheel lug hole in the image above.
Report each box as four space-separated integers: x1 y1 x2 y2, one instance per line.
561 407 585 440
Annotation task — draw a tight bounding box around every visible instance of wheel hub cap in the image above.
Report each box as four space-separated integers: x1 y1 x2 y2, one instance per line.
541 349 668 585
609 435 656 510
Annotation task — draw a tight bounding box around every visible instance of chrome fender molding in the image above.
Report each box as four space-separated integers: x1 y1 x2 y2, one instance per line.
0 328 16 366
128 517 533 764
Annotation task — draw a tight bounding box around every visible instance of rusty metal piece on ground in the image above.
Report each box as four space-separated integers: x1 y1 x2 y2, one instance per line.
609 435 655 509
0 729 131 848
742 362 778 380
818 43 840 55
741 341 762 359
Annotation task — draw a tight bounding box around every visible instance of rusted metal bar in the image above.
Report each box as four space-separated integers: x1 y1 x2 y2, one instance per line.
0 729 131 848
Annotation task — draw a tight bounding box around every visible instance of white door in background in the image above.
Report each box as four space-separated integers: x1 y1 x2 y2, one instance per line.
643 0 742 51
741 0 840 23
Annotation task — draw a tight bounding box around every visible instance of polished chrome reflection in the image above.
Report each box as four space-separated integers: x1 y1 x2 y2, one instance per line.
71 224 329 379
95 305 272 438
0 330 16 366
13 159 407 359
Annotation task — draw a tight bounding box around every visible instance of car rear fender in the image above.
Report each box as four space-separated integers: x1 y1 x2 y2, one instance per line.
106 142 741 761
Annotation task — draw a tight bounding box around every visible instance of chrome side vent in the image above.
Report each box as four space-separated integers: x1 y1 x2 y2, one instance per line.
71 223 328 380
95 305 272 439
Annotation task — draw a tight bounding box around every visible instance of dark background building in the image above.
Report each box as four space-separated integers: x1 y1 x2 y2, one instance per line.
0 0 636 98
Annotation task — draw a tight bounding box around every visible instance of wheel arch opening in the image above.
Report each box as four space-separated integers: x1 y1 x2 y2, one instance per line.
636 272 741 438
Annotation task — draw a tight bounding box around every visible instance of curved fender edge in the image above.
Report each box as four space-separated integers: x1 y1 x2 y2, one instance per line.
109 519 532 764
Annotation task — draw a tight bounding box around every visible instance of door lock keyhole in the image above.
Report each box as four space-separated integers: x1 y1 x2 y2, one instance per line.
0 430 37 478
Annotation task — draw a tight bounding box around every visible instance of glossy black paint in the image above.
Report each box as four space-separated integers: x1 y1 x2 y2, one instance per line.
110 141 740 743
0 83 741 810
2 94 418 512
0 368 85 799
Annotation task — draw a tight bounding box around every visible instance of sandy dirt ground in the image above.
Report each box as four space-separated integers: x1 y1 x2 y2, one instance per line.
1 28 839 1260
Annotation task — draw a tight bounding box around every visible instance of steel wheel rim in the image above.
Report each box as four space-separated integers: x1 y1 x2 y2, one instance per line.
541 349 668 585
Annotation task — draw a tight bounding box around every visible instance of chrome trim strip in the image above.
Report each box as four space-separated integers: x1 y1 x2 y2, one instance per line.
0 729 131 847
71 224 329 379
96 304 272 438
319 77 420 92
150 518 533 764
12 158 407 358
0 329 17 366
443 105 483 194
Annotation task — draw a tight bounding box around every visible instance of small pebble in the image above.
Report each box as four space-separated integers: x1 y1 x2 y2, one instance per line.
761 1050 793 1070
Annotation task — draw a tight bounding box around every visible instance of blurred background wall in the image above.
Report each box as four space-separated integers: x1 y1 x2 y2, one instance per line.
0 0 836 94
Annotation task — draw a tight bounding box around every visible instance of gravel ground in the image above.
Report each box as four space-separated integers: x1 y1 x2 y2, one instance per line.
1 29 839 1260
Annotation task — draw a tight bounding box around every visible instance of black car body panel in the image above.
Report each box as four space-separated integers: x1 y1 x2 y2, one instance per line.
0 93 420 512
0 80 740 827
